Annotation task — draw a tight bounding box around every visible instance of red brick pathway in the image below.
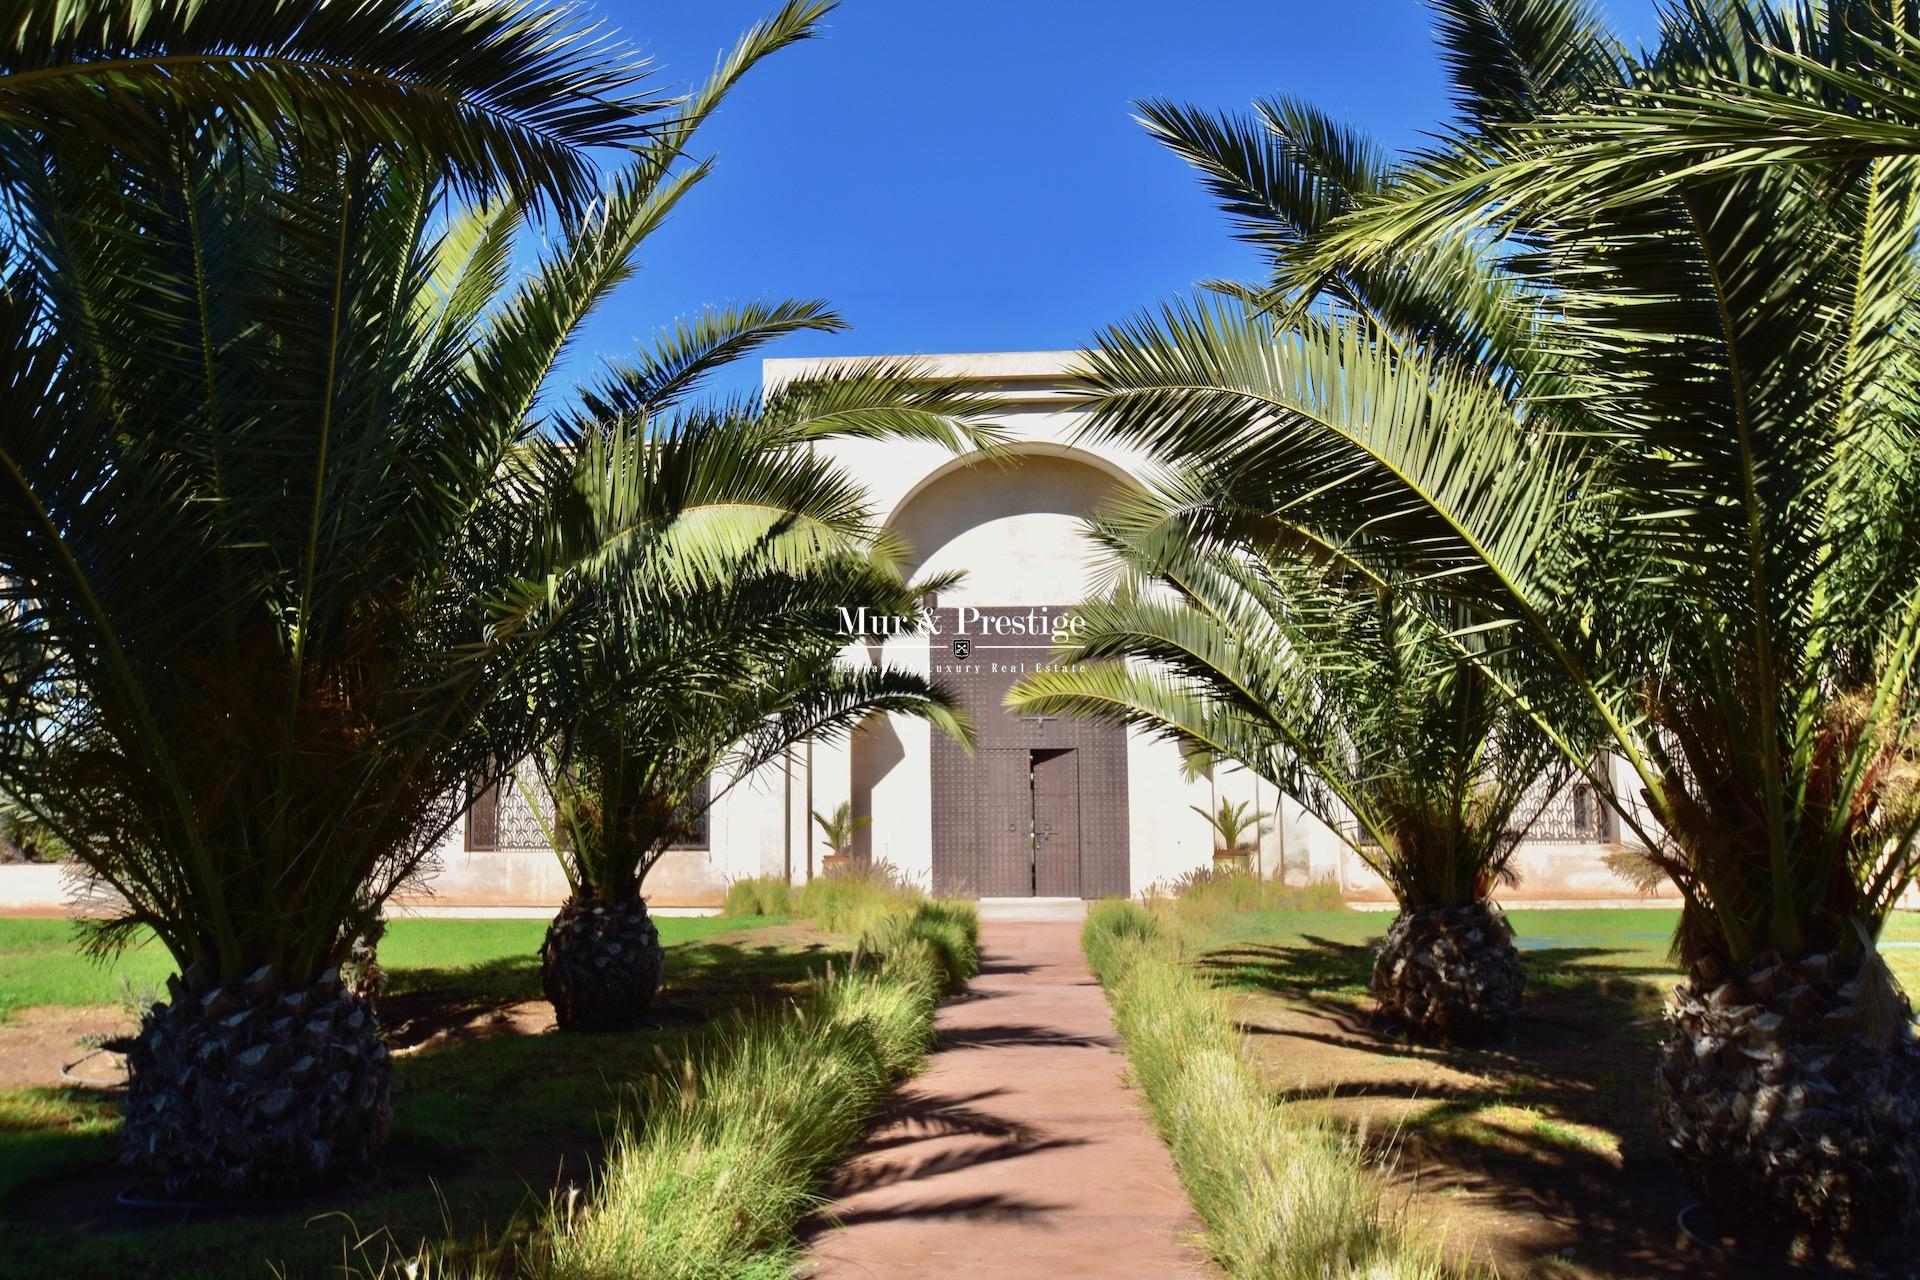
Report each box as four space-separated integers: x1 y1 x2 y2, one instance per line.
800 920 1215 1279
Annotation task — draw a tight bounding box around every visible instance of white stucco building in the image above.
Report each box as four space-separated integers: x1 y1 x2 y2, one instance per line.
407 352 1672 910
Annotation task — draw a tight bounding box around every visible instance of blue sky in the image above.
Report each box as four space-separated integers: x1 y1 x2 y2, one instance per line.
570 1 1666 398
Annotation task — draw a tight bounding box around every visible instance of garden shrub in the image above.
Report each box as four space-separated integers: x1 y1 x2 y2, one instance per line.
792 861 921 935
722 862 928 937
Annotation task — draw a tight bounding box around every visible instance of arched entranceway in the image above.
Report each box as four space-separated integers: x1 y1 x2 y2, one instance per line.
851 445 1136 898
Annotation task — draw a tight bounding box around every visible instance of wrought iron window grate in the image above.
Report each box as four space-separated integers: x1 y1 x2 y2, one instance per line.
1523 774 1612 843
1342 770 1613 849
466 763 710 852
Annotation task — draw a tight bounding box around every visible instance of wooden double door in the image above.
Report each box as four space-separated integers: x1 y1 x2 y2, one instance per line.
968 747 1081 897
929 607 1129 898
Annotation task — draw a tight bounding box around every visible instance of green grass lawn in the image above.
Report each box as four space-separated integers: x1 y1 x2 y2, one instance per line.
1202 906 1920 993
0 913 825 1280
0 914 771 1017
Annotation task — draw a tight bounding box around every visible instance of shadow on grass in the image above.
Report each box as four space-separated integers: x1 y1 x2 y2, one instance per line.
0 933 849 1280
1202 932 1675 1004
1211 937 1670 1126
0 1087 119 1200
379 939 839 1039
1199 933 1377 996
1213 931 1720 1278
665 939 840 1002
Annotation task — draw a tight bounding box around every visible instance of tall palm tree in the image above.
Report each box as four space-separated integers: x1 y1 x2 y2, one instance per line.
1011 500 1571 1039
0 2 869 1199
532 548 971 1030
1079 0 1920 1255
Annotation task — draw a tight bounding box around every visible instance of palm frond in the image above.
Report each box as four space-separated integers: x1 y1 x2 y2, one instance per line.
0 0 682 211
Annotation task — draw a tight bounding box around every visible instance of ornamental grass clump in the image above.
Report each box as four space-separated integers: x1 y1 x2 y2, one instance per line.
722 866 974 978
793 861 927 935
852 897 979 994
305 901 976 1280
1083 900 1458 1280
721 877 794 918
541 899 976 1280
1153 868 1347 919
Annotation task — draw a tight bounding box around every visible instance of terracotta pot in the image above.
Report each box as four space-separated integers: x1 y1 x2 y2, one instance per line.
820 853 850 874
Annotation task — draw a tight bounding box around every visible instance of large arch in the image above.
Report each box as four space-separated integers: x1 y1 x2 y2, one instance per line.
882 441 1139 530
881 442 1138 603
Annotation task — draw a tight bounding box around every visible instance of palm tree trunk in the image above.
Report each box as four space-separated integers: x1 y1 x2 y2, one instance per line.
540 888 666 1031
1370 901 1524 1041
1658 948 1920 1260
122 967 391 1199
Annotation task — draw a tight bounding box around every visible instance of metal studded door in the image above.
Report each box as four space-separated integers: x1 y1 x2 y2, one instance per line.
1031 748 1080 897
979 748 1036 896
929 606 1129 898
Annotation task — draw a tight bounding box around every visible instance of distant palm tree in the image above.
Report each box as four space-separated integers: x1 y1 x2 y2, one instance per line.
531 544 975 1031
1011 506 1568 1039
0 1 842 1199
1080 0 1920 1254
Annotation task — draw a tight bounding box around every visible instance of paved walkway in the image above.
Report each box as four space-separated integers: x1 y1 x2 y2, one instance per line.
800 920 1214 1279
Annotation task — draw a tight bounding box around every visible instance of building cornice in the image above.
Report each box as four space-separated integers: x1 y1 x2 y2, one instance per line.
762 350 1082 405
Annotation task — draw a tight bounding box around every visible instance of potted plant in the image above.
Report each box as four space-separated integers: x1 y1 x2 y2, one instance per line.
1192 797 1268 873
813 801 871 875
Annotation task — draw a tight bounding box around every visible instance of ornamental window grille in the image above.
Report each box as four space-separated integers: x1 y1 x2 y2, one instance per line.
1341 762 1614 850
465 764 710 852
1520 771 1613 843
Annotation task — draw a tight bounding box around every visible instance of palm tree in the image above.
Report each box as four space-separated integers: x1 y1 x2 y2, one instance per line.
529 544 973 1031
0 0 661 213
1011 504 1570 1039
0 2 853 1199
1076 0 1920 1253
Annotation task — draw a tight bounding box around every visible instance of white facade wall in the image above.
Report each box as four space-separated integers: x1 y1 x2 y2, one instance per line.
401 351 1676 909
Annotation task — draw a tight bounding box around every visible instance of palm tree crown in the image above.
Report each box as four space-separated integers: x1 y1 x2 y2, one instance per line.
0 0 677 212
0 1 844 990
1070 0 1920 968
1070 0 1920 1242
1011 495 1569 908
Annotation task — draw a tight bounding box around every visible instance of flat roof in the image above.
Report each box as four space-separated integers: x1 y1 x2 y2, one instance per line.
762 350 1080 385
